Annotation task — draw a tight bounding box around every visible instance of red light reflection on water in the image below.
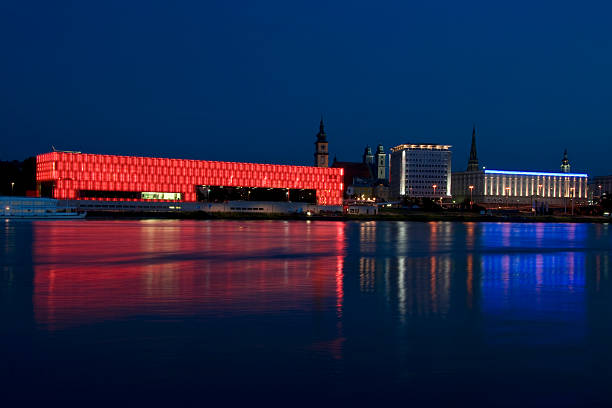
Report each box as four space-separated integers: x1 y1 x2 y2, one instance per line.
467 253 473 309
336 255 344 319
33 220 346 330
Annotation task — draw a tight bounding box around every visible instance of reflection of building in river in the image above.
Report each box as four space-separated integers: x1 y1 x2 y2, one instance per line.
349 222 463 320
29 219 612 362
481 253 586 300
476 223 595 344
479 251 587 344
359 258 376 293
33 221 347 330
346 222 610 361
346 222 605 335
396 255 453 318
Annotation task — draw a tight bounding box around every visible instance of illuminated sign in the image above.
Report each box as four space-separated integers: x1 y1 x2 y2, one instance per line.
141 192 182 200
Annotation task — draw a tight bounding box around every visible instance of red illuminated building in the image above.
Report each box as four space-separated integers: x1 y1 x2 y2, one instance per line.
36 151 344 205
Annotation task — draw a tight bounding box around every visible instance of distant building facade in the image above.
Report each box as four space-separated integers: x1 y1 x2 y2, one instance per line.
452 129 588 207
360 144 387 181
454 170 589 207
363 144 386 179
332 144 388 201
589 175 612 201
390 143 452 199
479 169 588 205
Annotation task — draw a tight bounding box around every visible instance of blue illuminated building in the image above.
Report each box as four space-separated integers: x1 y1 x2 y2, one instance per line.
452 128 588 208
484 170 588 178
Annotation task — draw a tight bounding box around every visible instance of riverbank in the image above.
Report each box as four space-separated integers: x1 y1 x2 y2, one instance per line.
85 210 611 223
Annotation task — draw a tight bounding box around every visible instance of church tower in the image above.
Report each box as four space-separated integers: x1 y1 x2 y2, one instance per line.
363 145 374 165
314 117 329 167
561 149 570 173
375 144 386 180
467 125 480 172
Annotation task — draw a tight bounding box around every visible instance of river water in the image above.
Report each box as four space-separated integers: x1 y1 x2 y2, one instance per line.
1 220 611 405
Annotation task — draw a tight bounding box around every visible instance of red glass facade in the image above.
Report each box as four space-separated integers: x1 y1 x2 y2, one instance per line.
36 151 344 205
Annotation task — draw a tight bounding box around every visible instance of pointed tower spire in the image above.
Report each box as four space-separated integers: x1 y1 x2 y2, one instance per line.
317 115 326 141
314 116 329 167
561 148 570 173
467 124 480 171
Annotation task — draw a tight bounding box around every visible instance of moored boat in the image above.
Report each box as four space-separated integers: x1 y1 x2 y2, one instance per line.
1 196 86 219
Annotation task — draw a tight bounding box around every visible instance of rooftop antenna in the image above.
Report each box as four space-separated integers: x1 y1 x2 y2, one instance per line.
51 146 81 154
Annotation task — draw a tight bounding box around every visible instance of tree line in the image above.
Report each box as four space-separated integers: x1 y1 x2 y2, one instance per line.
0 157 36 196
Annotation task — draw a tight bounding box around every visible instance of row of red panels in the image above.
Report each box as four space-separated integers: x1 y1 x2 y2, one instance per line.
49 179 343 192
37 153 344 174
51 189 343 205
37 169 342 184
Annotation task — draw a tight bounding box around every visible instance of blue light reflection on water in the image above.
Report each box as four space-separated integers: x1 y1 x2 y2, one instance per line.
476 224 592 345
481 251 586 344
1 220 612 405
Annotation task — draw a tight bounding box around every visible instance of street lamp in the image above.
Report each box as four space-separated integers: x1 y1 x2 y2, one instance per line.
505 187 511 208
432 184 437 200
468 185 474 207
599 185 603 201
11 182 15 195
570 187 575 216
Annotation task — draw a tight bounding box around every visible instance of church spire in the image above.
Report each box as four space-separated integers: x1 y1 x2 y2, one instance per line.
317 116 326 141
561 148 570 173
467 124 479 171
314 117 329 167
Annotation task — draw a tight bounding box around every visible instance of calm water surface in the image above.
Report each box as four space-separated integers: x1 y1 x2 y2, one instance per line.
1 220 612 405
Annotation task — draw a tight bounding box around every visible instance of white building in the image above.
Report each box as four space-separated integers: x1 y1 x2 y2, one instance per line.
390 144 452 199
452 132 589 208
452 170 589 207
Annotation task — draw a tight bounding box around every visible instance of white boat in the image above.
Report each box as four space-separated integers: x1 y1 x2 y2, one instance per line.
1 196 86 219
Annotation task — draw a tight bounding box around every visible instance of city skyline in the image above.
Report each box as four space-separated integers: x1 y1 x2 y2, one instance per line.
4 2 612 405
2 1 612 175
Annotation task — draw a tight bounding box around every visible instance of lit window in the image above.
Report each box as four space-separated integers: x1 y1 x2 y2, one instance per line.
141 192 182 200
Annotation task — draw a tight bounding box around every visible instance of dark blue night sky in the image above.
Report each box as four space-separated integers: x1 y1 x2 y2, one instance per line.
2 1 611 175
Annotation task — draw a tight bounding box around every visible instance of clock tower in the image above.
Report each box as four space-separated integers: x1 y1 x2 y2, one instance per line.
314 117 329 167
